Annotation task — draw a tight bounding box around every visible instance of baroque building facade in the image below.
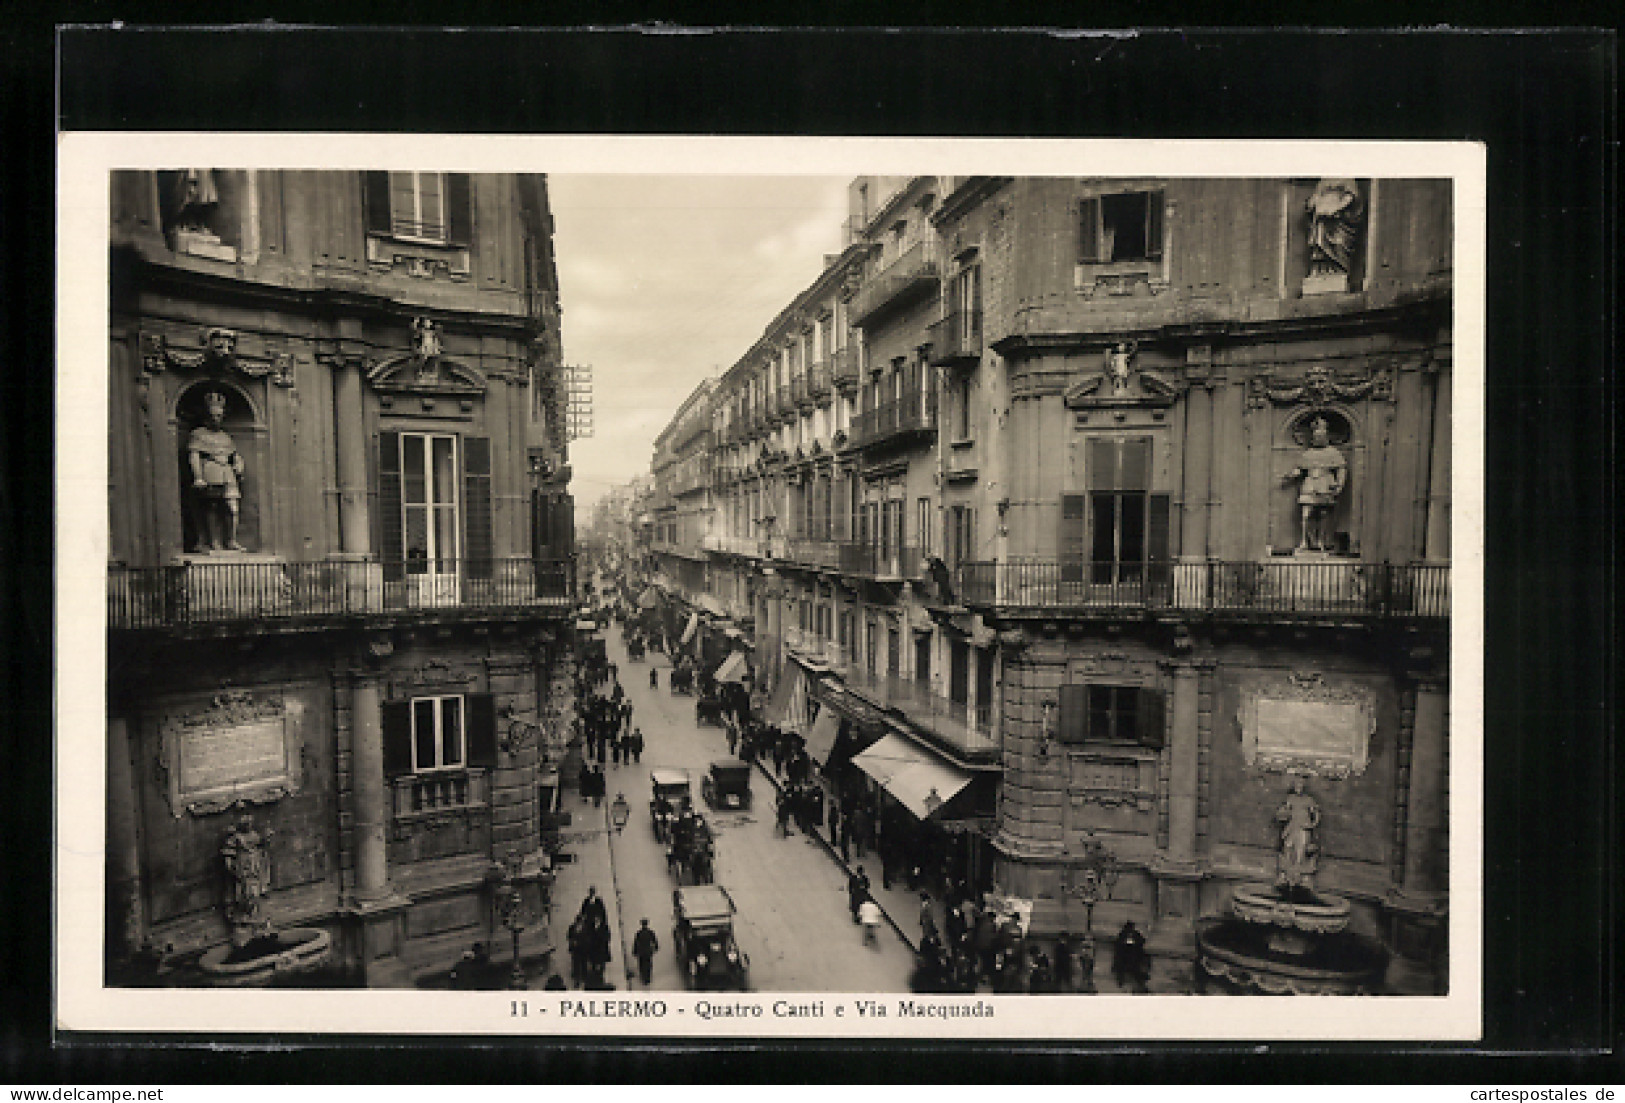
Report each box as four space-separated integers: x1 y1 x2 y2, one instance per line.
648 174 1452 991
105 170 576 985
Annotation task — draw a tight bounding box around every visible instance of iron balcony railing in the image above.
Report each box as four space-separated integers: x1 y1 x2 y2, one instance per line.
850 240 941 326
830 347 860 389
790 372 810 409
806 360 833 401
956 559 1450 620
783 539 842 570
108 557 575 630
839 666 999 760
852 388 937 448
839 542 925 580
929 309 983 364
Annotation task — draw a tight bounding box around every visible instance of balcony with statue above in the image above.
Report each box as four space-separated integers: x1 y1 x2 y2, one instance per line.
108 556 576 632
955 559 1448 622
849 240 940 329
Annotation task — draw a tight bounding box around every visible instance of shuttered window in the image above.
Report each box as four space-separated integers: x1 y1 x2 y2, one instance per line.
1086 437 1153 586
363 171 473 247
382 692 497 776
1079 190 1167 263
1058 684 1165 748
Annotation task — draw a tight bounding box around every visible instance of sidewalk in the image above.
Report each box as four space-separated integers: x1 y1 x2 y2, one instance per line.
544 794 633 989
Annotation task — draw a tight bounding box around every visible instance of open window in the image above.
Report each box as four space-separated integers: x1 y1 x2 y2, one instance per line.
1079 190 1166 265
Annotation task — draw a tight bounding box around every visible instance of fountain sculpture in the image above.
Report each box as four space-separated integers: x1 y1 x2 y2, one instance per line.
196 811 332 986
1195 776 1388 994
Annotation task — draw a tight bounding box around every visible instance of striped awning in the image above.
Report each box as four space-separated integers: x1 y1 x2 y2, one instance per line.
714 651 749 685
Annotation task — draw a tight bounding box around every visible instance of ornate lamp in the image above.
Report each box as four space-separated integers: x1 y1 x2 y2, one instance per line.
1068 833 1121 938
493 850 528 990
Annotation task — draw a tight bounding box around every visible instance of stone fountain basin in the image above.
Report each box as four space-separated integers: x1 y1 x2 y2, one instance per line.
1195 916 1388 995
1229 882 1352 935
197 928 332 986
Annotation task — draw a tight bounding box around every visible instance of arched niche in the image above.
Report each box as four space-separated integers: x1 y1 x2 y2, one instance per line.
1271 405 1364 557
173 380 266 554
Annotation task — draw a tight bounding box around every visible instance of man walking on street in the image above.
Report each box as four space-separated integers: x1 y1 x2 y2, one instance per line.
632 918 660 986
848 865 871 924
858 895 883 948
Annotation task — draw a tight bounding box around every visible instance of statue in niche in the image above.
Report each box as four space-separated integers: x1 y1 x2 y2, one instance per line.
1284 415 1347 552
1106 339 1138 395
221 812 274 944
1273 775 1321 894
170 169 221 233
1305 178 1366 277
187 389 247 553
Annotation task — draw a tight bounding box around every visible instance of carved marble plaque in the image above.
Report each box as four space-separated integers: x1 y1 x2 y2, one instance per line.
1239 673 1375 778
160 690 303 816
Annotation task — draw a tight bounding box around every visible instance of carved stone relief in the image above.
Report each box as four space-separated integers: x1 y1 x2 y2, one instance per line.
158 689 304 817
1238 671 1376 779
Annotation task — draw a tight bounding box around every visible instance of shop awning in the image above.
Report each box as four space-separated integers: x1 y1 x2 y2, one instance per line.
637 587 660 610
695 593 727 618
680 612 699 645
714 651 750 685
802 705 842 766
851 734 975 821
763 663 807 733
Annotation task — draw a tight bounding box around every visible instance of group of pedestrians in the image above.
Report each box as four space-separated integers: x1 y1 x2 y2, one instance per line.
565 886 615 989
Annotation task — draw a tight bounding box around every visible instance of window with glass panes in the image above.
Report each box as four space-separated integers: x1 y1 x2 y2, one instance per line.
1056 684 1165 749
401 432 459 573
412 694 465 771
1059 437 1170 587
390 172 447 242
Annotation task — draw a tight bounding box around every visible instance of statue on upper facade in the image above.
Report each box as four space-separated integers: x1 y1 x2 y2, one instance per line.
1106 339 1138 395
171 169 221 234
1305 178 1366 277
187 389 246 553
221 812 274 943
1284 416 1347 552
1273 775 1321 893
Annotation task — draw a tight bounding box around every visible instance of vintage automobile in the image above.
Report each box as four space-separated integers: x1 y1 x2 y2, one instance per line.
672 884 749 990
649 768 693 843
700 758 753 811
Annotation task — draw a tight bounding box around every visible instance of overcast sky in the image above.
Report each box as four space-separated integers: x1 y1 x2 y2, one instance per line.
549 175 851 511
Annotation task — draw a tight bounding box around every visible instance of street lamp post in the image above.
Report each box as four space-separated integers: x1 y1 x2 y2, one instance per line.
1067 834 1120 994
494 850 528 990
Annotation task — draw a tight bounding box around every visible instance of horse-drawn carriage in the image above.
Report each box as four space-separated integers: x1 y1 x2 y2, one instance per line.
669 662 695 696
695 689 726 726
626 634 645 661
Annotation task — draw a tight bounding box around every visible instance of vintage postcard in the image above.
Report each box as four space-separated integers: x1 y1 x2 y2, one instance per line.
56 134 1484 1040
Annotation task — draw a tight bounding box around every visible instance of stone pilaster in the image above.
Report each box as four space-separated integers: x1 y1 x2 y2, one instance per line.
331 356 371 556
350 673 390 900
105 717 146 961
1402 679 1449 898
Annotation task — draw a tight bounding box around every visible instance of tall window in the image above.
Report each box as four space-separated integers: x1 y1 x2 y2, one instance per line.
412 694 464 771
402 433 460 573
917 497 932 556
1078 190 1166 264
954 374 975 440
1059 437 1169 588
948 504 976 568
950 265 982 342
390 172 448 242
885 498 904 555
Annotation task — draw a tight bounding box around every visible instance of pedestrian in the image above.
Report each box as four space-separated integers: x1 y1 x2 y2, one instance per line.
847 865 871 923
611 733 623 766
775 789 793 837
973 906 998 981
588 918 614 987
566 916 586 988
725 722 738 758
630 728 644 763
1052 931 1075 994
631 918 660 986
1112 921 1150 993
827 799 841 846
649 667 659 690
578 760 593 804
919 892 937 942
851 805 871 858
579 885 608 929
858 895 883 948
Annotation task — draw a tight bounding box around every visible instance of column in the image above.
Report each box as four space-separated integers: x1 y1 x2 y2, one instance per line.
1423 362 1452 562
350 674 389 899
1403 680 1448 895
333 357 370 555
106 717 146 959
1179 377 1213 561
1165 663 1201 866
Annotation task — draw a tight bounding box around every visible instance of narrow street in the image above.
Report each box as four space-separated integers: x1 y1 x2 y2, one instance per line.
546 624 914 992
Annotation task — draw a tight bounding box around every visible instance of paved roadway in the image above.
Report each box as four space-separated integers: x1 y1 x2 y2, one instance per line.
551 624 915 993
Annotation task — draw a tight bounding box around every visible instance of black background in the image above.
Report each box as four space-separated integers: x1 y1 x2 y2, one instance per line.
3 20 1615 1084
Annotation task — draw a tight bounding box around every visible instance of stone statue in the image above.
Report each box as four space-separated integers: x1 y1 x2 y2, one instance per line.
1306 178 1366 277
171 169 220 233
1273 775 1321 892
1285 416 1347 552
187 389 246 553
1106 340 1138 394
221 813 274 943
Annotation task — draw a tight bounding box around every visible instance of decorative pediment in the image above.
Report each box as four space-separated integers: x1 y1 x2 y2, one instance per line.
367 352 487 401
1063 342 1179 409
140 327 295 387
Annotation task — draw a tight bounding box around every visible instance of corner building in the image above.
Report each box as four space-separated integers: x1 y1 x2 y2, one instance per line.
105 170 576 985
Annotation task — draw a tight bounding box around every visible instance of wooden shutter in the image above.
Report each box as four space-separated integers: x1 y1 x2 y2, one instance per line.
466 692 497 768
445 173 473 247
378 431 403 581
463 436 493 580
1145 189 1166 260
382 699 413 777
1138 687 1165 749
1078 197 1102 263
1059 494 1087 583
1147 493 1172 596
363 171 391 235
1058 683 1088 744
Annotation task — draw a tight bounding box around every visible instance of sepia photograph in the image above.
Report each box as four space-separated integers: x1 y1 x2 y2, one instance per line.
58 137 1483 1040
